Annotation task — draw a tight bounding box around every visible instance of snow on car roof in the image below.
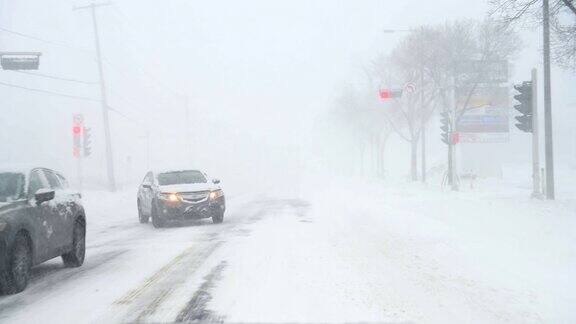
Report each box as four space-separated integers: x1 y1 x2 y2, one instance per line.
152 168 206 175
0 164 40 175
0 164 66 176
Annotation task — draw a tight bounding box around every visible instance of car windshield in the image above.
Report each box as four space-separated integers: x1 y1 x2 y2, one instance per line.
0 172 25 202
157 170 207 186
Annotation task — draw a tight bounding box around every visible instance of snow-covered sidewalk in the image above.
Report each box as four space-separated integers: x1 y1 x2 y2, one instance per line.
208 180 576 323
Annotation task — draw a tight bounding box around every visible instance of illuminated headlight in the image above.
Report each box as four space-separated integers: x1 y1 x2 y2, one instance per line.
160 193 181 202
209 190 223 200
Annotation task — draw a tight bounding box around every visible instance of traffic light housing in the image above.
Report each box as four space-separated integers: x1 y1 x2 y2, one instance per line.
83 127 92 157
513 81 533 133
440 111 451 145
72 123 82 158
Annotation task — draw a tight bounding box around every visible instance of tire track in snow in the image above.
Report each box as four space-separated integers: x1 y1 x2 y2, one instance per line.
0 249 126 316
104 198 308 323
112 241 222 322
174 261 227 323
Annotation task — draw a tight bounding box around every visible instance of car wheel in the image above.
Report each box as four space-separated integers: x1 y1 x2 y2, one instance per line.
62 219 86 268
212 210 224 224
138 201 149 224
0 234 32 295
151 204 164 228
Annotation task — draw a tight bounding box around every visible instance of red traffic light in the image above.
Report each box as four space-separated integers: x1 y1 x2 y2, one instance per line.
379 88 403 101
72 125 82 135
379 89 391 100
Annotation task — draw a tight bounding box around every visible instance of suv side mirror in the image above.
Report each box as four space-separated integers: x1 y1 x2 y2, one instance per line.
35 188 55 205
212 179 221 184
142 184 152 189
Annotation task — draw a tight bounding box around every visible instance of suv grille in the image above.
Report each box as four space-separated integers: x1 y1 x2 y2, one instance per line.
180 191 209 203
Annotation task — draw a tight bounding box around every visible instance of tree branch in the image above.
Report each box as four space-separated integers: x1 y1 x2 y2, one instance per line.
561 0 576 15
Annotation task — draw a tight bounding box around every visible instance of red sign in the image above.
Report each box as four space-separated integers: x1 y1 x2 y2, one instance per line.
451 132 460 145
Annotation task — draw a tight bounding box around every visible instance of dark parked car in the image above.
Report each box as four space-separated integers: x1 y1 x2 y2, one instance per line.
137 169 225 228
0 167 86 294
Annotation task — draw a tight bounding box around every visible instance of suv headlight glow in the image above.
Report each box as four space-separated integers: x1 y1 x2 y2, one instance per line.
209 190 223 200
160 193 181 202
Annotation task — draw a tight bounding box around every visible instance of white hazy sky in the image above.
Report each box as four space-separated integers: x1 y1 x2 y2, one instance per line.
0 0 574 188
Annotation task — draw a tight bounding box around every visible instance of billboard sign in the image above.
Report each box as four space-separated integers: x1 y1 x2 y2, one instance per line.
456 86 509 143
456 60 508 84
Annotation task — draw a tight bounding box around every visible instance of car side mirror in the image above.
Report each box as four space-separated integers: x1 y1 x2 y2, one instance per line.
212 179 221 184
35 188 55 205
142 184 152 189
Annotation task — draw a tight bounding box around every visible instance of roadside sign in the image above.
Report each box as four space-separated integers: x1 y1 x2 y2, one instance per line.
459 133 509 143
456 86 509 143
404 82 416 93
451 132 460 145
0 52 41 70
73 114 84 124
456 60 508 84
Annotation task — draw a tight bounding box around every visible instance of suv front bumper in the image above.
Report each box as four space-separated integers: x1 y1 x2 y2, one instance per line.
158 196 225 221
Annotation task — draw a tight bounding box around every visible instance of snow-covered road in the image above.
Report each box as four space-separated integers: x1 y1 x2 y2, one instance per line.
0 181 574 323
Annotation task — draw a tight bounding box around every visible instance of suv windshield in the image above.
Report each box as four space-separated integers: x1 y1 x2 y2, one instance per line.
0 172 25 202
157 170 207 186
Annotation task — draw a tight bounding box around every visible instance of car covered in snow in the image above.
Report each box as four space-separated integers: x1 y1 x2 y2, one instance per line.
0 166 86 294
137 169 225 228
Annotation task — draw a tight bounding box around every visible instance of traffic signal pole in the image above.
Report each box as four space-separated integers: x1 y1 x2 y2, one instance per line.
542 0 555 199
531 69 542 198
77 151 83 193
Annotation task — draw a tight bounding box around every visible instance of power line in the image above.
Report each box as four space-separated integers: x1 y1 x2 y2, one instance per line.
9 70 97 85
0 26 92 53
108 106 143 125
0 80 99 102
105 9 185 99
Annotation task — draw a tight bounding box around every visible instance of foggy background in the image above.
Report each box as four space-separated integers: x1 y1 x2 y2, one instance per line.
1 0 575 195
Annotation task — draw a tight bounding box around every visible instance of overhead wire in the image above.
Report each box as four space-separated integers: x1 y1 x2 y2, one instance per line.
8 70 97 85
0 26 93 53
106 7 185 99
0 80 99 102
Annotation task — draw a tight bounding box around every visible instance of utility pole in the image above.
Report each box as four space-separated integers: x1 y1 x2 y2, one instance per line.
450 82 459 191
542 0 555 199
419 27 426 183
184 96 193 164
74 2 116 191
531 68 542 198
420 62 426 183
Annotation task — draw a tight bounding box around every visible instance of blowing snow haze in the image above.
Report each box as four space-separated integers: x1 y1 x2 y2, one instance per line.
0 0 575 323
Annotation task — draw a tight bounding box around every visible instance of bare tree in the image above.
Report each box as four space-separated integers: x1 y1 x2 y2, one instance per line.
327 83 395 178
369 19 519 182
490 0 576 70
371 31 437 180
